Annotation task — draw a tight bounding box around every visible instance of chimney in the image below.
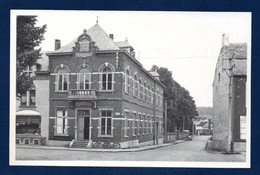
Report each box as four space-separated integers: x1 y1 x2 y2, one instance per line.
222 33 229 47
109 34 114 40
55 39 61 50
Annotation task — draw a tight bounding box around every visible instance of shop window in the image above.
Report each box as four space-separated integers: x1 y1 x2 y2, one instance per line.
16 116 41 135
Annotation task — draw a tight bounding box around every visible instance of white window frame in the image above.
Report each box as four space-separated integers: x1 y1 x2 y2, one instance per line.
77 67 92 90
132 112 137 136
98 63 115 92
55 69 70 91
125 69 130 94
55 109 69 136
99 109 113 137
124 111 129 137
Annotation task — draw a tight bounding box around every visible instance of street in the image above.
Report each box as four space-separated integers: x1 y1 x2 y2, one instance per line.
16 136 245 162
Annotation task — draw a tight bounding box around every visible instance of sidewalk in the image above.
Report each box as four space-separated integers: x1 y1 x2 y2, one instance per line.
16 140 186 153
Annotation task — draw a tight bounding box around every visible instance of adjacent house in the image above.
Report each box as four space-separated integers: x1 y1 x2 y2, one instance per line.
16 53 50 145
212 34 247 152
46 22 164 148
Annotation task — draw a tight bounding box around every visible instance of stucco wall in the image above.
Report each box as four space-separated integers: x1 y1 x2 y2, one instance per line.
212 50 231 152
34 79 50 139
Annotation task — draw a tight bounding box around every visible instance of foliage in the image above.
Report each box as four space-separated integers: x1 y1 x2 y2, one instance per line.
16 16 47 96
151 65 198 132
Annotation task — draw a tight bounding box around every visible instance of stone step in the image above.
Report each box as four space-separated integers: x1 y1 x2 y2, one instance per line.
70 140 89 148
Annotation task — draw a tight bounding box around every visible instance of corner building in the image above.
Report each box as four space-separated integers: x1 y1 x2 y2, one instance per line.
47 23 164 148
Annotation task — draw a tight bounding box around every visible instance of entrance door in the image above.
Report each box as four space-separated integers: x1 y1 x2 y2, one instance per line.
77 110 90 141
84 117 90 140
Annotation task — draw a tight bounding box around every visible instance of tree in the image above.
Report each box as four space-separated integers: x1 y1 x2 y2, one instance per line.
151 65 198 132
16 16 47 96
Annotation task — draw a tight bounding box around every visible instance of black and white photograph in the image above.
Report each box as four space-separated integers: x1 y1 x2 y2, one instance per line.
10 10 251 168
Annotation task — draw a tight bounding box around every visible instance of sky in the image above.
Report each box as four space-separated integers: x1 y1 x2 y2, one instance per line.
16 10 251 107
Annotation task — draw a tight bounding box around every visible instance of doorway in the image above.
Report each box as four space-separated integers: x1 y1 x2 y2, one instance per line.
77 110 90 141
84 117 90 140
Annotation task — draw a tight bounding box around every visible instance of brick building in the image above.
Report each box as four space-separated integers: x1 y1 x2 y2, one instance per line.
212 34 247 152
46 22 164 148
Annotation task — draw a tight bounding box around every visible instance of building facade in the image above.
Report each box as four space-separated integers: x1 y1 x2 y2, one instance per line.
212 34 247 152
16 53 50 145
46 23 164 148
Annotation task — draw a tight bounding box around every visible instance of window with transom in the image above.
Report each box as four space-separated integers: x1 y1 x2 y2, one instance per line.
77 67 91 90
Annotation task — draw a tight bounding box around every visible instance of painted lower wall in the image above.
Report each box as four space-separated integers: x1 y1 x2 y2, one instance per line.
34 80 50 139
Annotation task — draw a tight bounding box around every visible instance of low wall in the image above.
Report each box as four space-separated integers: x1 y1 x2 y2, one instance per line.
165 131 190 142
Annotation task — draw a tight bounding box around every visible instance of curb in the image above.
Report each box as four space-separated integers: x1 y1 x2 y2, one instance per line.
16 140 186 153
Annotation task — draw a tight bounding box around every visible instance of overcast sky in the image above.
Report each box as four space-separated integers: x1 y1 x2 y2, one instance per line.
16 10 251 107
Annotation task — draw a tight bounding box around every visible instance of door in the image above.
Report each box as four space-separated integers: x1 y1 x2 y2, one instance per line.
84 117 90 140
77 110 90 141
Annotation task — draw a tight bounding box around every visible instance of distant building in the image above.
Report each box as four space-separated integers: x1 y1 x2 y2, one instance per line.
16 53 49 145
212 34 247 152
46 22 164 148
194 107 213 135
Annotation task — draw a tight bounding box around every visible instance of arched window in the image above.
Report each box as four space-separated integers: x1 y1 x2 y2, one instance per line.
77 67 91 89
102 67 113 91
125 69 130 94
55 65 70 91
133 74 138 97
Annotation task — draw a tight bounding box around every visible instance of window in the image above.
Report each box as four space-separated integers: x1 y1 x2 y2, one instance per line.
16 116 41 134
125 69 130 94
151 88 154 104
143 82 146 101
20 90 35 106
147 115 150 134
142 114 146 135
56 110 68 135
139 79 142 99
138 114 141 135
77 67 91 89
124 112 129 137
133 74 138 97
150 115 153 134
147 85 150 103
133 113 137 136
101 110 112 136
101 67 113 91
55 67 69 91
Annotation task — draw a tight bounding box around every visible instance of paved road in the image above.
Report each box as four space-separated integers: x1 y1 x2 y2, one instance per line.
16 136 245 162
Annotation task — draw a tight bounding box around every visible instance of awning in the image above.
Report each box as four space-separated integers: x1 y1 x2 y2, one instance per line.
16 110 41 116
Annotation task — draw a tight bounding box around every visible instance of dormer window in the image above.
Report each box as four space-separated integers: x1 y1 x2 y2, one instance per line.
78 29 91 52
79 37 90 52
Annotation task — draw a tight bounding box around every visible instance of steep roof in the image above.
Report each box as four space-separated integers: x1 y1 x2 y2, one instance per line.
224 43 247 76
52 23 119 53
223 43 247 59
114 40 132 48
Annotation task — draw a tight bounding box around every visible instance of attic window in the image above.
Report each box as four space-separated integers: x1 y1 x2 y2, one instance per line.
80 40 90 52
79 34 91 52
